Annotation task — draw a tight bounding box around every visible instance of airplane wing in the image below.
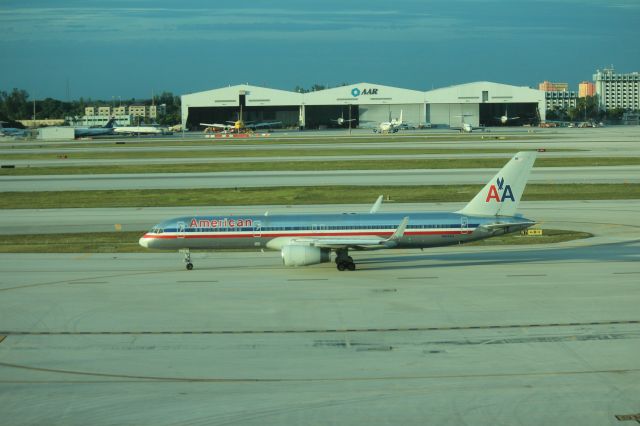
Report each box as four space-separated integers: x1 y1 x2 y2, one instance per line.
287 217 409 250
200 122 233 129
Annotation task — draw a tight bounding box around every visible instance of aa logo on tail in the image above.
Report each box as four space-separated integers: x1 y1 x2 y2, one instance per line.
486 177 515 203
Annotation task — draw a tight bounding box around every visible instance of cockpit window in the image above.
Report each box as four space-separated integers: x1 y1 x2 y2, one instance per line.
151 227 164 234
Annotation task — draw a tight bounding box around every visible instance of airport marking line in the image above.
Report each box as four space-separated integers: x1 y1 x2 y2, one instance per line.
0 361 638 384
1 319 638 336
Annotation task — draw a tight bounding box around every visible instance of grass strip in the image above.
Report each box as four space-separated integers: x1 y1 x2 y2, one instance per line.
0 229 592 253
1 157 638 176
2 184 638 209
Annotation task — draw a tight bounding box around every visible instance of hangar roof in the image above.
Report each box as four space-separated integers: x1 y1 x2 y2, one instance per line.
181 81 546 108
181 84 302 107
425 81 545 104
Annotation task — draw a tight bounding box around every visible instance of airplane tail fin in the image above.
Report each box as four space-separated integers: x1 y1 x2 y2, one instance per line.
457 151 536 217
104 118 117 128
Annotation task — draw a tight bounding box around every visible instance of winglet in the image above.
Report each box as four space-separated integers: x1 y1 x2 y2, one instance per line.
387 216 409 243
369 195 384 213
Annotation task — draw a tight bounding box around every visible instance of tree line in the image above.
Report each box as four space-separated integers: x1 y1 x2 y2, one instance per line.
0 89 181 127
545 95 626 122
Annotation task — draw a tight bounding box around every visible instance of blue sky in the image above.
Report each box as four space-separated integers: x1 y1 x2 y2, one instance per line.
1 0 638 100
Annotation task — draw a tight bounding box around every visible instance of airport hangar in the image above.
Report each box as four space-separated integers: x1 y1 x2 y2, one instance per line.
181 82 546 130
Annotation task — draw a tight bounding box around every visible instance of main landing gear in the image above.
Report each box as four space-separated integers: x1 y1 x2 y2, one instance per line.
181 249 193 270
335 248 356 271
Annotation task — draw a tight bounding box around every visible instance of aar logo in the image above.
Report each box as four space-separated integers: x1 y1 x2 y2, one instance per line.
351 87 378 97
485 177 515 203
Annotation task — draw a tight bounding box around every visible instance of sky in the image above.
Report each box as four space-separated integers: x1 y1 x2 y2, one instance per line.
1 0 638 100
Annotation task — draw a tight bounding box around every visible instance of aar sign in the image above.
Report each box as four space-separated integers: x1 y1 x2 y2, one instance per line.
351 87 378 97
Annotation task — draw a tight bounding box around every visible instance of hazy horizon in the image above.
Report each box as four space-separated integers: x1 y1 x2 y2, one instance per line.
1 0 638 100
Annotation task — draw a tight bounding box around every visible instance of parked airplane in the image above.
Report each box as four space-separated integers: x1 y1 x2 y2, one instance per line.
495 106 520 125
372 110 404 133
451 114 482 133
0 121 28 137
331 112 356 126
139 152 537 271
201 104 281 134
74 118 117 137
113 124 168 135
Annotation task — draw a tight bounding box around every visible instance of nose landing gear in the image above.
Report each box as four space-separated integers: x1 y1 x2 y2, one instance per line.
180 249 193 270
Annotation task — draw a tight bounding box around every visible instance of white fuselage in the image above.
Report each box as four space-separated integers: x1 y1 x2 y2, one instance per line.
114 126 163 135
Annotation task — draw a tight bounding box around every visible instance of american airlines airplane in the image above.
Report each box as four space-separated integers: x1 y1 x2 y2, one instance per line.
139 152 537 271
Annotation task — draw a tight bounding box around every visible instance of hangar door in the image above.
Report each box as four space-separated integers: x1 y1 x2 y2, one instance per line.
359 104 422 127
479 103 539 126
428 104 479 128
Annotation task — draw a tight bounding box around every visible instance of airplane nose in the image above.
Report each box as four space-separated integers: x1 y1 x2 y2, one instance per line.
139 236 149 248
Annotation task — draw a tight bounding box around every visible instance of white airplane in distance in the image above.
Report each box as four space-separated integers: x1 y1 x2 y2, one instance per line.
113 124 168 135
331 112 356 126
139 151 537 271
0 121 28 137
451 114 483 133
496 106 520 125
373 110 404 133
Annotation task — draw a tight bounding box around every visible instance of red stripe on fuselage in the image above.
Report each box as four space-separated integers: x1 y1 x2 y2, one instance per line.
141 230 469 240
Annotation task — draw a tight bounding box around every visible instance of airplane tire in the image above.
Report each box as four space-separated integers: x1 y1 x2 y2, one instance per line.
347 262 356 271
186 263 193 270
337 262 346 271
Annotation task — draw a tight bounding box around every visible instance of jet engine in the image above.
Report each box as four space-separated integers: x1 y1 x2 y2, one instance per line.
281 245 331 267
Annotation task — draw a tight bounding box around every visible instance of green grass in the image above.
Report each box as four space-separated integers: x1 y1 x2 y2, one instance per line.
2 184 639 209
0 229 592 253
1 157 637 176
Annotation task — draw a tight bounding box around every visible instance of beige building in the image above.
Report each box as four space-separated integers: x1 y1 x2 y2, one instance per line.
128 105 147 118
112 106 127 115
579 81 595 98
97 106 112 116
84 107 96 116
539 81 569 92
594 67 640 110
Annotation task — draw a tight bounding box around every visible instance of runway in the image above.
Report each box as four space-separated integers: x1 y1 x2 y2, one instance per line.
1 200 639 424
2 165 640 192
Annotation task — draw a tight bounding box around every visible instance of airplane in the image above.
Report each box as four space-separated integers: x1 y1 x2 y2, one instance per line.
201 104 281 134
372 110 404 133
139 151 537 271
0 121 28 137
331 112 356 126
74 118 117 137
113 124 169 135
495 106 520 125
450 114 483 133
